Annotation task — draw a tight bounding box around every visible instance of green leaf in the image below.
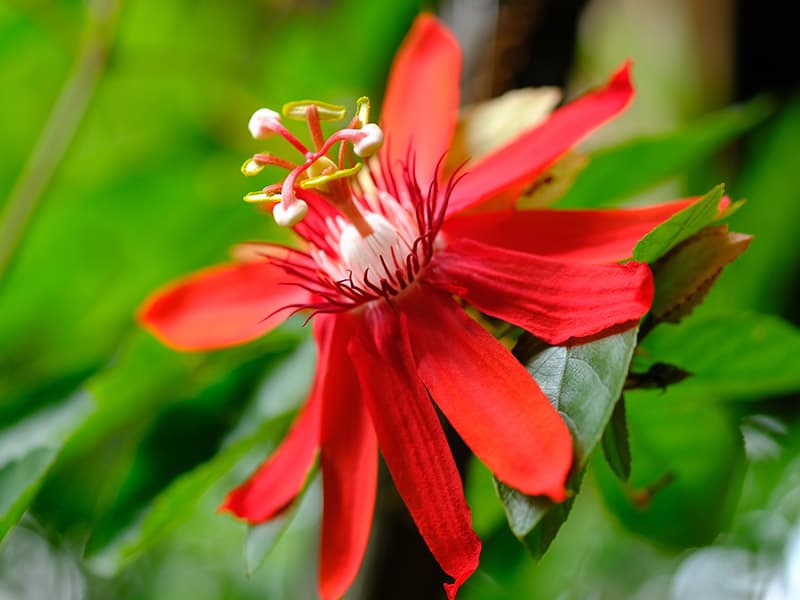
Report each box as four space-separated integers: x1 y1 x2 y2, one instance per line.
494 479 553 539
632 184 725 263
496 328 638 543
82 339 316 574
593 393 745 548
708 97 800 315
521 328 638 465
0 391 93 541
638 311 800 399
557 98 771 208
245 513 295 577
518 480 581 560
601 396 631 481
84 412 292 576
243 464 317 577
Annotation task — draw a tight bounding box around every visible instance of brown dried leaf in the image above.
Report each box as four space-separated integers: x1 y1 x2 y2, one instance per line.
651 224 752 324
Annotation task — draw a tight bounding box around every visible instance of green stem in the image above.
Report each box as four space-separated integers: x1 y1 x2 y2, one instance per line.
0 0 122 283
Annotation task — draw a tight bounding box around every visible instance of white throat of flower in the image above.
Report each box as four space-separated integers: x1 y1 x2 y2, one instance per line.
339 212 413 276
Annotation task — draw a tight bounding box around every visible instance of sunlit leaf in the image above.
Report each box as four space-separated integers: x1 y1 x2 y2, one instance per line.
633 184 725 263
446 86 561 173
518 152 588 209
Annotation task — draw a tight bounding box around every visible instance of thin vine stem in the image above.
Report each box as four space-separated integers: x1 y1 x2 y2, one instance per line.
0 0 122 284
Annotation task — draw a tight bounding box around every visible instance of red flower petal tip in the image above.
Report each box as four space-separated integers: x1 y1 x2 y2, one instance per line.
609 59 634 93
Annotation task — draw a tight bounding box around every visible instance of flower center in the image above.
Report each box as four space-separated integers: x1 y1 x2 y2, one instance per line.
339 212 412 275
238 96 453 310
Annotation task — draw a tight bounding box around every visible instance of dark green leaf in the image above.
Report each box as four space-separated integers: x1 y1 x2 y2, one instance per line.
0 391 93 541
522 328 639 465
633 184 725 263
519 481 580 560
557 98 771 208
601 396 631 481
494 479 553 539
496 328 638 541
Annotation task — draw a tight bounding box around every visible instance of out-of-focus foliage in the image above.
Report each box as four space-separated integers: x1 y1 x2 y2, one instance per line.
1 0 799 599
557 99 770 208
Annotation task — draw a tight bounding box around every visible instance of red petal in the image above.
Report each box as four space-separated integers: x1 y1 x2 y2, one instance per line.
401 288 572 501
445 62 634 216
220 316 335 522
318 314 378 600
350 307 481 600
427 239 653 345
442 199 697 263
138 261 310 351
380 14 461 187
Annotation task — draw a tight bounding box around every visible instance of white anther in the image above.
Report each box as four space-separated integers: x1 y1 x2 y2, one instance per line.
273 199 308 227
353 123 384 158
249 108 282 139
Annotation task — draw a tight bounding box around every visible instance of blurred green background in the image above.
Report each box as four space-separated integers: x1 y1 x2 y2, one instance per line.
1 0 799 599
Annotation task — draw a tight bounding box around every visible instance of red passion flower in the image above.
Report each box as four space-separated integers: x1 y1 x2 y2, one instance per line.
139 14 707 600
